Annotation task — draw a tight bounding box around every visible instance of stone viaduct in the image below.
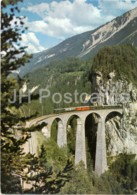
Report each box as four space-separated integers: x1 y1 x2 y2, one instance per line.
26 107 123 176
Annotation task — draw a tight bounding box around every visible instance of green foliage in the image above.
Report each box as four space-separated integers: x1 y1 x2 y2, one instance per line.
51 120 58 142
61 162 93 194
60 162 121 194
24 58 91 116
24 146 73 194
91 44 137 86
93 153 137 194
85 114 97 171
40 139 68 172
92 173 122 194
24 44 137 117
1 1 72 194
110 153 137 194
67 117 77 156
60 154 137 194
1 1 32 193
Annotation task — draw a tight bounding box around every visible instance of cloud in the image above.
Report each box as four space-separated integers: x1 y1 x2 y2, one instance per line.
23 0 137 40
99 0 137 16
21 32 46 53
9 17 46 53
23 0 103 39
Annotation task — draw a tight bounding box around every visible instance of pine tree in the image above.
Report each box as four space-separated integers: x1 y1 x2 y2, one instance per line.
1 0 32 193
1 1 72 193
24 145 72 194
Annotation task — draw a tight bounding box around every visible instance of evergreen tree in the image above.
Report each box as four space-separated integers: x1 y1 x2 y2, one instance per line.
1 0 33 193
24 145 72 194
1 1 72 193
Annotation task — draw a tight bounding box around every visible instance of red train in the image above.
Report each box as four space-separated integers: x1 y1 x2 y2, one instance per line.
54 105 122 114
75 106 91 111
54 106 92 113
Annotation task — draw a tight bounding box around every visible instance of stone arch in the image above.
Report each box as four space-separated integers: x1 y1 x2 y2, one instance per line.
105 111 122 123
51 117 63 144
85 112 101 170
66 115 82 157
105 111 123 160
41 126 50 138
66 114 87 166
67 114 82 123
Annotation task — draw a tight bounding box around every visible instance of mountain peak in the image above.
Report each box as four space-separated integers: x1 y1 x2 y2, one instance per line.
80 7 137 57
21 8 137 76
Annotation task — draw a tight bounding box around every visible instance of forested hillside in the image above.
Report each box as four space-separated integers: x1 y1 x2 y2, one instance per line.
91 44 137 86
24 58 92 116
23 44 137 117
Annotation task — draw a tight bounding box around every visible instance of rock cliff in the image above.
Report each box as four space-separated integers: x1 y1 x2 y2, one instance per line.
91 70 137 157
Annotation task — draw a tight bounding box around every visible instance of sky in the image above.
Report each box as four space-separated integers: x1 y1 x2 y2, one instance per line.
14 0 137 53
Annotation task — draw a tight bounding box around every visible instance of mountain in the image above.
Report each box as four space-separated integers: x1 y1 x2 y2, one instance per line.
20 7 137 76
22 44 137 117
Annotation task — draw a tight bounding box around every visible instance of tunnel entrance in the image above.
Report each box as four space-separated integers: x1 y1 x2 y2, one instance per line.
85 113 100 171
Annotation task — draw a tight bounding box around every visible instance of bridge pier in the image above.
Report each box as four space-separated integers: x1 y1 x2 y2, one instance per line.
75 118 87 167
95 117 108 175
32 107 122 175
57 120 67 147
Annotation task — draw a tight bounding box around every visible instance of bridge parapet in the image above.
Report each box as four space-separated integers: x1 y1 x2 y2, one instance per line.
27 106 123 127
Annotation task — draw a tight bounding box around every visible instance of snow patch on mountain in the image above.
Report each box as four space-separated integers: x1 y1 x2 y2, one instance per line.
44 54 56 59
36 57 43 63
59 48 68 53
